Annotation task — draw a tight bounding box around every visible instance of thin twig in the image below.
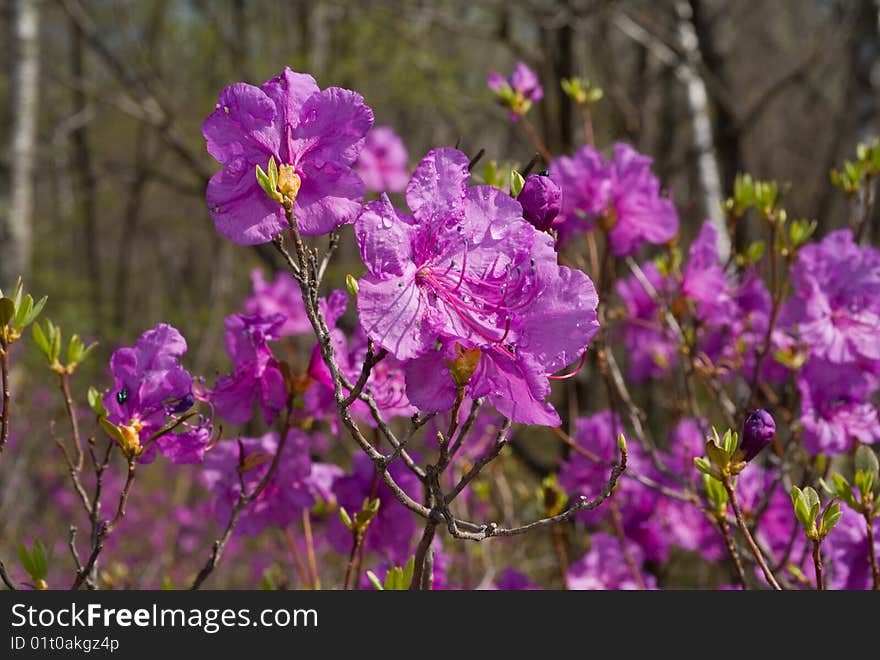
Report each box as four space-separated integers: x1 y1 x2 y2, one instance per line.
812 539 824 591
722 475 782 590
865 512 879 590
0 349 11 457
0 559 17 590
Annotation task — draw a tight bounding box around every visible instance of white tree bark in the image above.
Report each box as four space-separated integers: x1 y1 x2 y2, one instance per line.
1 0 40 291
674 1 730 262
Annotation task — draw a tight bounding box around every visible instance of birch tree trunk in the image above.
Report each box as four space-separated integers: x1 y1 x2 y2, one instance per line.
674 0 729 262
0 0 40 292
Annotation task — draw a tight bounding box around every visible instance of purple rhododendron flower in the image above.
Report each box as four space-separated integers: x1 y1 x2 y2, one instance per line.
682 222 732 322
211 313 287 424
104 324 210 464
356 126 409 193
327 452 420 564
490 567 539 590
787 229 880 368
551 143 678 255
202 430 317 536
615 261 678 382
488 62 543 121
518 174 562 231
203 67 373 244
567 533 657 590
243 270 310 336
797 359 880 455
354 148 599 426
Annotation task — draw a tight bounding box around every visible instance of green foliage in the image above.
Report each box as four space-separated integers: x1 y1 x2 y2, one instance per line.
561 77 603 105
366 556 415 590
18 538 50 587
32 320 97 373
339 498 380 535
830 140 880 193
509 169 525 197
0 278 47 346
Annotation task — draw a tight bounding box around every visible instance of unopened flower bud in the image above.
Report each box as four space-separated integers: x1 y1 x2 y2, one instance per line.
518 174 561 231
741 409 775 462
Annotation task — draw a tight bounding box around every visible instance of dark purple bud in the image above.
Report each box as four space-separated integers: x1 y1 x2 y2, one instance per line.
741 409 775 462
518 174 561 231
168 392 195 414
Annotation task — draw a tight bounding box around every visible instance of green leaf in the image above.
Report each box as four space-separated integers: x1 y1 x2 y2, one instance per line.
87 387 107 416
68 334 84 365
366 570 384 590
854 471 874 499
49 321 61 363
32 323 50 360
99 418 126 446
744 241 765 264
11 279 23 310
694 457 713 476
31 538 48 580
705 440 730 469
23 295 47 326
722 429 739 456
12 294 33 329
79 341 98 364
831 473 857 508
855 445 879 480
0 297 15 326
17 543 35 578
401 556 415 589
345 274 359 296
267 155 279 189
819 502 842 538
790 486 811 528
703 474 728 512
510 170 525 197
338 507 353 532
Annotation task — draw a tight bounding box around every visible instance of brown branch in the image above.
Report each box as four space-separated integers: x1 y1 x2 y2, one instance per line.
812 539 825 591
0 349 11 457
0 559 17 590
722 474 782 590
190 414 293 589
865 512 879 590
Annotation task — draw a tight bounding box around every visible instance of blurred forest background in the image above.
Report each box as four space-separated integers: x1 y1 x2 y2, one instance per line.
2 0 879 355
1 0 879 587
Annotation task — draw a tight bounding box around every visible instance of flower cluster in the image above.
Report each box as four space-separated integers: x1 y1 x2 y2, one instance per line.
203 67 373 243
103 324 211 464
487 62 543 121
354 148 599 425
551 143 679 254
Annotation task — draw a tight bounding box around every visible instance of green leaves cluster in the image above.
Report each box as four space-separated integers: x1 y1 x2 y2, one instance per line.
830 140 880 193
0 278 47 348
339 498 380 536
33 320 97 374
725 174 780 219
694 427 741 479
561 77 603 106
366 556 414 591
255 155 284 204
477 160 516 191
827 446 880 519
790 486 841 541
